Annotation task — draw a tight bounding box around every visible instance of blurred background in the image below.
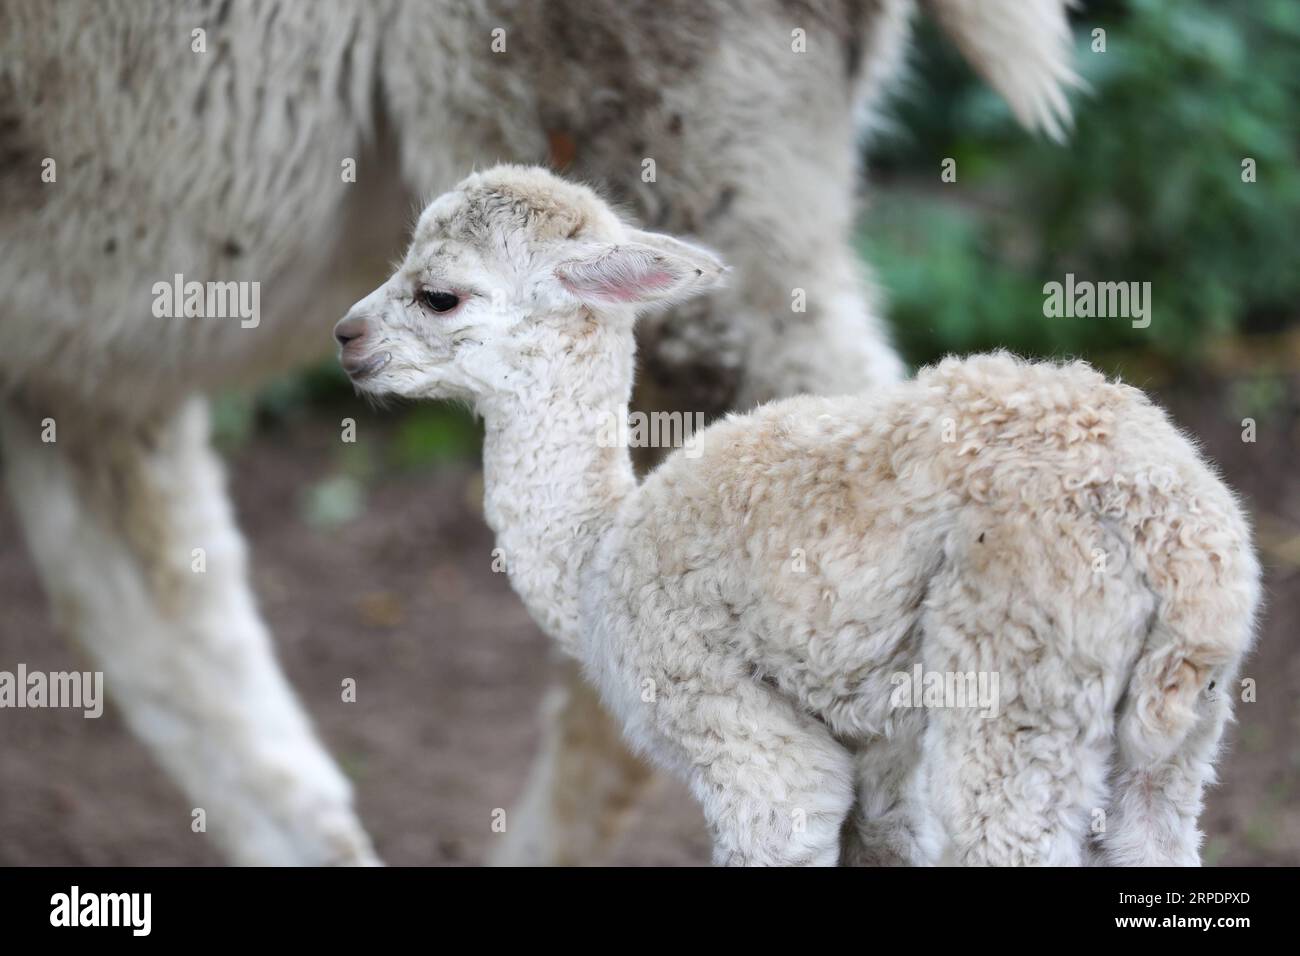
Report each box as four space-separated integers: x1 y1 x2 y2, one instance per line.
1 0 1297 864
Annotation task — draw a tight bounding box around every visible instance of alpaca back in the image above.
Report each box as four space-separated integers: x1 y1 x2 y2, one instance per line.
616 355 1258 764
0 0 390 413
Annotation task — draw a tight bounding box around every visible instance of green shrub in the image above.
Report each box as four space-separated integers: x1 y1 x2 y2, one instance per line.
865 0 1300 367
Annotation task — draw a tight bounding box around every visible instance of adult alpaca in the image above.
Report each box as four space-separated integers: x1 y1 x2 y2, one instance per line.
0 0 1077 863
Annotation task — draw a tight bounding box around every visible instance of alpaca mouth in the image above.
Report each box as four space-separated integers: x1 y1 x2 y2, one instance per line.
342 351 392 381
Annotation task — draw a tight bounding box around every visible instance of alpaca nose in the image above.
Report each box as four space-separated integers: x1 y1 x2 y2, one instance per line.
334 315 369 347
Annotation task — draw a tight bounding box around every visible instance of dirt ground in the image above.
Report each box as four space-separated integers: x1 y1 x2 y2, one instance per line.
1 376 1297 866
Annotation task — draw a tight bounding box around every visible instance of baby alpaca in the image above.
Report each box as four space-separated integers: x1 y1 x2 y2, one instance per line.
336 166 1260 866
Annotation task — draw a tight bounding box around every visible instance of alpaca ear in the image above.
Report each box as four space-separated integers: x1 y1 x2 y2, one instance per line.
555 231 726 308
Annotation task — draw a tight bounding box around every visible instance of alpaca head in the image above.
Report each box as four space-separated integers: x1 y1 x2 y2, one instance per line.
335 164 726 404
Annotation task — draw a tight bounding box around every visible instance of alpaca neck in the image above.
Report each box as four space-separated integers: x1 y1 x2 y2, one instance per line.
477 320 637 657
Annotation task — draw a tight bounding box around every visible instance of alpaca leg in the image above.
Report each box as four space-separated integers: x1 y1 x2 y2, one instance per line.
489 657 654 865
676 682 855 866
0 396 376 865
729 244 904 408
919 704 1107 866
840 712 942 866
913 518 1146 867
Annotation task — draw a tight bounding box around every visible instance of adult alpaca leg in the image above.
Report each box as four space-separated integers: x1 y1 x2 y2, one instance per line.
489 658 654 866
0 396 376 865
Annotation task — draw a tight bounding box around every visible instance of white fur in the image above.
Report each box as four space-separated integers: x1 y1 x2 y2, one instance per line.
920 0 1084 142
0 398 376 864
1 0 1078 864
349 166 1260 866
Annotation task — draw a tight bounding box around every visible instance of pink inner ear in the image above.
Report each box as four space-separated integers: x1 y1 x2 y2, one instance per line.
559 262 677 302
558 244 688 304
600 267 675 301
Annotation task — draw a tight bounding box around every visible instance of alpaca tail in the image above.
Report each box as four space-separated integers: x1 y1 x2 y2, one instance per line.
1116 617 1246 769
923 0 1084 142
1115 514 1261 768
1100 535 1259 864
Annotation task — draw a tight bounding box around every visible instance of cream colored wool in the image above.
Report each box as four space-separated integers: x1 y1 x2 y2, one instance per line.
345 166 1260 866
1 0 1079 864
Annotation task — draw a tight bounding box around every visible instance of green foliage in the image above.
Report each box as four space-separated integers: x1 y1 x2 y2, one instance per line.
388 403 482 469
287 393 480 527
300 473 366 529
865 0 1300 368
212 359 355 452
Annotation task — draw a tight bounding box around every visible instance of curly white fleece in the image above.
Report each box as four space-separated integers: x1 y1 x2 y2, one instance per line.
352 166 1259 866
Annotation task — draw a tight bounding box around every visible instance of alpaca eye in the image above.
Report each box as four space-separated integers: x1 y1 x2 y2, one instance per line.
418 290 460 313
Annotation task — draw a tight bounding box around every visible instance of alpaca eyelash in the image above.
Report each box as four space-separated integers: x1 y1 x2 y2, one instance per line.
415 289 462 314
